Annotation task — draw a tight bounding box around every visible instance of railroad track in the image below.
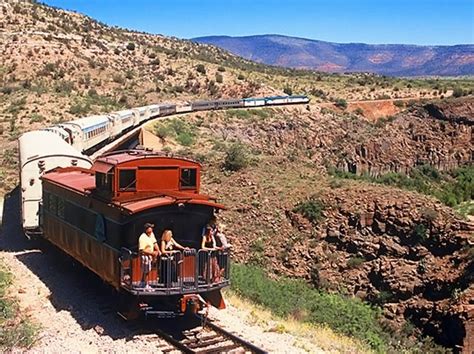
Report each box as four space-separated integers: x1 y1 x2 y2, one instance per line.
154 315 267 354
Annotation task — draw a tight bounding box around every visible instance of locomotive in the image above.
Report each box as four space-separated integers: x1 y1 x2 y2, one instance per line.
40 149 229 317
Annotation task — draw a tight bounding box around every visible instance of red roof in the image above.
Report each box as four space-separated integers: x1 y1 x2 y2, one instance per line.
94 150 200 168
42 167 224 214
42 167 95 194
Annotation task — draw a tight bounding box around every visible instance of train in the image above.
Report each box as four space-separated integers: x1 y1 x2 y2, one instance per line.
19 95 309 234
41 95 310 155
40 149 229 318
17 94 309 317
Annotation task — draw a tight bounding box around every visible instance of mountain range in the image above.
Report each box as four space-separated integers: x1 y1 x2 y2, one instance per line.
193 35 474 76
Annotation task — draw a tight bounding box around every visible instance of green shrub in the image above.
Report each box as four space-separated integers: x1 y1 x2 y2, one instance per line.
223 143 249 171
412 223 428 242
154 123 174 139
231 264 388 351
293 197 325 224
394 100 405 108
29 113 45 123
328 165 474 208
347 256 365 269
0 265 38 350
283 86 293 95
126 42 135 51
196 64 206 74
176 131 195 146
353 107 364 115
335 98 348 109
452 87 464 98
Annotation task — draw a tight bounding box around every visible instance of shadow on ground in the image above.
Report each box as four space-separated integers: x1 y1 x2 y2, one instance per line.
0 187 200 342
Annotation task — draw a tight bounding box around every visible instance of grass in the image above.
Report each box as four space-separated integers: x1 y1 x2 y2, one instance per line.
231 263 388 351
153 119 198 146
293 196 325 224
230 264 450 353
328 164 473 208
0 263 38 351
223 290 370 353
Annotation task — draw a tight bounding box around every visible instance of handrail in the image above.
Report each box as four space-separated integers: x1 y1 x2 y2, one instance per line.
119 247 230 293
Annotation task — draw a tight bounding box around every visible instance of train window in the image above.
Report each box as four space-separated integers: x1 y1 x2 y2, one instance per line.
180 168 197 189
96 172 113 192
119 169 136 191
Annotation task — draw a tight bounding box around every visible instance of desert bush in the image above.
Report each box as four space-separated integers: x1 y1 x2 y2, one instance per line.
231 264 388 351
452 87 464 98
394 100 405 108
334 98 348 109
29 113 45 123
196 64 206 74
126 42 135 51
223 143 249 171
112 74 125 84
217 66 226 72
347 256 365 269
329 165 474 208
215 73 223 83
293 196 325 224
353 107 364 115
283 86 293 95
237 74 245 80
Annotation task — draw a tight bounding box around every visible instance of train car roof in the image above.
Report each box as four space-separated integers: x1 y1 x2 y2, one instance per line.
64 115 110 130
113 109 134 117
18 131 92 168
133 106 150 112
42 167 225 213
93 150 201 172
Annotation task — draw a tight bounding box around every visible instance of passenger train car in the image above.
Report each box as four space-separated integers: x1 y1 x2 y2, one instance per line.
40 150 228 317
18 131 92 236
21 95 309 235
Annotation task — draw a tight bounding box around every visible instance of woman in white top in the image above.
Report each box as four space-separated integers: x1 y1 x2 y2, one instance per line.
160 229 189 254
159 230 189 285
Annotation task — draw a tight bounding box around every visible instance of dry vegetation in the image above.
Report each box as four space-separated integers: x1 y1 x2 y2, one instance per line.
0 1 472 351
0 0 473 192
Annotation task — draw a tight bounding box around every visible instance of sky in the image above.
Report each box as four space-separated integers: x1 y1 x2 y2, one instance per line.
42 0 473 45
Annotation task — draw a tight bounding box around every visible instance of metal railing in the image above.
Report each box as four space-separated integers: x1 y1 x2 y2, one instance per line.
119 247 230 294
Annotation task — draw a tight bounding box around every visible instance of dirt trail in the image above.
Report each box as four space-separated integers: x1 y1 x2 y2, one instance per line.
0 188 321 353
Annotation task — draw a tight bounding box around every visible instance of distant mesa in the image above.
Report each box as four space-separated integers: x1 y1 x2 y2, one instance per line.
193 34 474 76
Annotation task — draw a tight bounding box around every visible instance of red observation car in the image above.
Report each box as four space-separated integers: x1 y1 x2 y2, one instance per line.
41 150 229 318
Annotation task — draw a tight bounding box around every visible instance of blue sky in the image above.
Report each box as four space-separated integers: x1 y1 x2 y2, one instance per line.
43 0 473 45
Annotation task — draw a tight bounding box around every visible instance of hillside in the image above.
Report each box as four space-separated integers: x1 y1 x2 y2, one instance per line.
193 34 474 76
144 97 473 351
0 1 473 352
2 1 473 193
